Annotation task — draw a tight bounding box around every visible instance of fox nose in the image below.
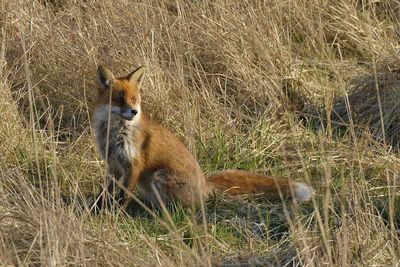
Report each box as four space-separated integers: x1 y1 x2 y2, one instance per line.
121 108 138 120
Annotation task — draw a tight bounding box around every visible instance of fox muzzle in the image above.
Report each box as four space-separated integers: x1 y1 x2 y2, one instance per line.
121 108 138 120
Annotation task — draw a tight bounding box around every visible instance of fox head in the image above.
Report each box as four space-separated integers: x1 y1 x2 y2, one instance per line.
96 65 145 121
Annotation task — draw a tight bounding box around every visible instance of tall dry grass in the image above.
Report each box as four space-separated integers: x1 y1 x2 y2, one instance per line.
0 0 399 266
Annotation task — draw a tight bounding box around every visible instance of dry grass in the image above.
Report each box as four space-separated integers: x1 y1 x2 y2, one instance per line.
1 0 399 266
332 61 400 150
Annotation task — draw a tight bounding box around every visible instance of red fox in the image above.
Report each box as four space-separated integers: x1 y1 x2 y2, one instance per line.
92 65 313 209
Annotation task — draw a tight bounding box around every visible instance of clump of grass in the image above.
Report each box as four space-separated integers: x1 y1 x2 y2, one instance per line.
332 60 400 150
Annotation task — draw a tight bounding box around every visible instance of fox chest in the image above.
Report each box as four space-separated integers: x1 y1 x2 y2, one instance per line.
92 117 138 168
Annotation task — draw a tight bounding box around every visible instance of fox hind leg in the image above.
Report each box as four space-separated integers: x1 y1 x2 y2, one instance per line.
138 170 206 208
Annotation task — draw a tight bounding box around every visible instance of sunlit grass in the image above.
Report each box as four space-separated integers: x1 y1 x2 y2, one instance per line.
0 0 399 266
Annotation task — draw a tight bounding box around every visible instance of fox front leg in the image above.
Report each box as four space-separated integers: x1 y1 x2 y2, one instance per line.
119 165 141 209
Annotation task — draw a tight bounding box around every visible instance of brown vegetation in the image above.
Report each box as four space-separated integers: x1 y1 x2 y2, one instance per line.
0 0 399 266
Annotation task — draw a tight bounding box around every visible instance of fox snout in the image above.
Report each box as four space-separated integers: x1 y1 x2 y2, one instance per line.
107 106 139 121
121 107 138 120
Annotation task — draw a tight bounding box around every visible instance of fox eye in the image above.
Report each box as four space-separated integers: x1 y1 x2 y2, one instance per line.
114 97 123 103
113 92 124 103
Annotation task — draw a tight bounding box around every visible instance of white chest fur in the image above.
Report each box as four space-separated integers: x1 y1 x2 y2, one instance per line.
92 105 139 165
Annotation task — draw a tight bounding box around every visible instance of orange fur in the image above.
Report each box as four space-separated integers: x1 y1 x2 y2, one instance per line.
208 170 299 198
92 66 313 210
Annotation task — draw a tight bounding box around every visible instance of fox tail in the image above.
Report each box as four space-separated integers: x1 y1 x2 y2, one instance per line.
207 170 313 202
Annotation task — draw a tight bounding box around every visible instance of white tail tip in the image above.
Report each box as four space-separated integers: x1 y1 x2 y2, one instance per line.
293 182 314 202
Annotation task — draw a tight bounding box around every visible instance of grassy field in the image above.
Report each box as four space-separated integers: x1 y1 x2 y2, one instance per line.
1 0 400 266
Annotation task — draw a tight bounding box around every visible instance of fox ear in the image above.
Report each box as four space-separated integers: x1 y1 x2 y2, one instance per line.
126 66 145 88
97 65 115 89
